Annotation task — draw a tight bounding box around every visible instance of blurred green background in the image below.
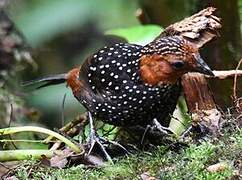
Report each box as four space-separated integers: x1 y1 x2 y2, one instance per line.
2 0 241 131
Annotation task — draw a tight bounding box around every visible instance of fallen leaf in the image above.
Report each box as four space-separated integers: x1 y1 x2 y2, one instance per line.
140 172 156 180
207 162 228 172
50 149 73 168
84 154 106 166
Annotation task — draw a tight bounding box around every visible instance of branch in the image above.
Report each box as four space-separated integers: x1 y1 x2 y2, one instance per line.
205 70 242 79
158 7 221 48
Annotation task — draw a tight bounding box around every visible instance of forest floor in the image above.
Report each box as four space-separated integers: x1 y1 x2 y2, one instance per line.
3 115 242 180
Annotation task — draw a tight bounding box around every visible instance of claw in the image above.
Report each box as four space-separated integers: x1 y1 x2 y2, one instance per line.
86 112 113 163
99 136 129 154
141 119 173 145
86 112 128 163
152 118 172 134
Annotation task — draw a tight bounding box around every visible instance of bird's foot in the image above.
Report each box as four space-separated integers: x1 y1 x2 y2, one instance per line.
141 119 173 145
151 118 173 135
86 112 113 162
98 136 129 154
87 130 113 163
86 112 128 163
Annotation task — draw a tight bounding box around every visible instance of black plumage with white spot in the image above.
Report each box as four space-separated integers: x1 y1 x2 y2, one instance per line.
77 37 182 127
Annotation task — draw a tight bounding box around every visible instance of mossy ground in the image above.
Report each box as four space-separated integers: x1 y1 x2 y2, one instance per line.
10 124 242 180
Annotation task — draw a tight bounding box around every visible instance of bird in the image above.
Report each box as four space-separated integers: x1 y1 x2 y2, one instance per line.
24 35 214 160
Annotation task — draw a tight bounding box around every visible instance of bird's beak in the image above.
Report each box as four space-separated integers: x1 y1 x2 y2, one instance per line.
194 54 214 76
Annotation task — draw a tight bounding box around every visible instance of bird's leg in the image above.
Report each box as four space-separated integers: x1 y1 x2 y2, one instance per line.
86 112 113 162
150 118 173 135
140 119 172 144
141 125 151 145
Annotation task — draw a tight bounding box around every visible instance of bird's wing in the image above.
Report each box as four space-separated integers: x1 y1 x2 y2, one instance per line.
79 43 143 97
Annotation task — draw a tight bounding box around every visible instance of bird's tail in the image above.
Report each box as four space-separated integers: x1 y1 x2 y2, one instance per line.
22 73 67 89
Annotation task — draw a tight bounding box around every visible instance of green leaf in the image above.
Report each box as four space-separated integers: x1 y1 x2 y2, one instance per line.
105 25 163 45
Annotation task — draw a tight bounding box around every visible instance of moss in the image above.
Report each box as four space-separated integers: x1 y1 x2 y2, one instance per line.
11 129 242 179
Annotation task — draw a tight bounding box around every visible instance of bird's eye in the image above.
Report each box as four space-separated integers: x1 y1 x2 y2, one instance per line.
171 60 185 69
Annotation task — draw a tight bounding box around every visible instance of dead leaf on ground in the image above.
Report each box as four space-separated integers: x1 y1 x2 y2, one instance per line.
140 172 157 180
207 162 228 172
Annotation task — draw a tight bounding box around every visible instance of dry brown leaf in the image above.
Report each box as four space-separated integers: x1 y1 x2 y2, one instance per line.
140 172 157 180
207 162 228 172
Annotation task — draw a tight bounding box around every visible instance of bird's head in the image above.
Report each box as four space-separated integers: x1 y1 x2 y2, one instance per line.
139 36 214 86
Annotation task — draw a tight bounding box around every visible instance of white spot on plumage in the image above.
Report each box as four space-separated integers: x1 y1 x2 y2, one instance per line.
101 70 105 74
90 66 96 71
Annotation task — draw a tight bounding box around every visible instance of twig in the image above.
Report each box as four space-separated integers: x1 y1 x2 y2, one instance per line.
8 104 18 150
0 139 55 143
204 70 242 79
44 113 87 143
61 93 67 127
0 162 10 169
233 59 242 100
